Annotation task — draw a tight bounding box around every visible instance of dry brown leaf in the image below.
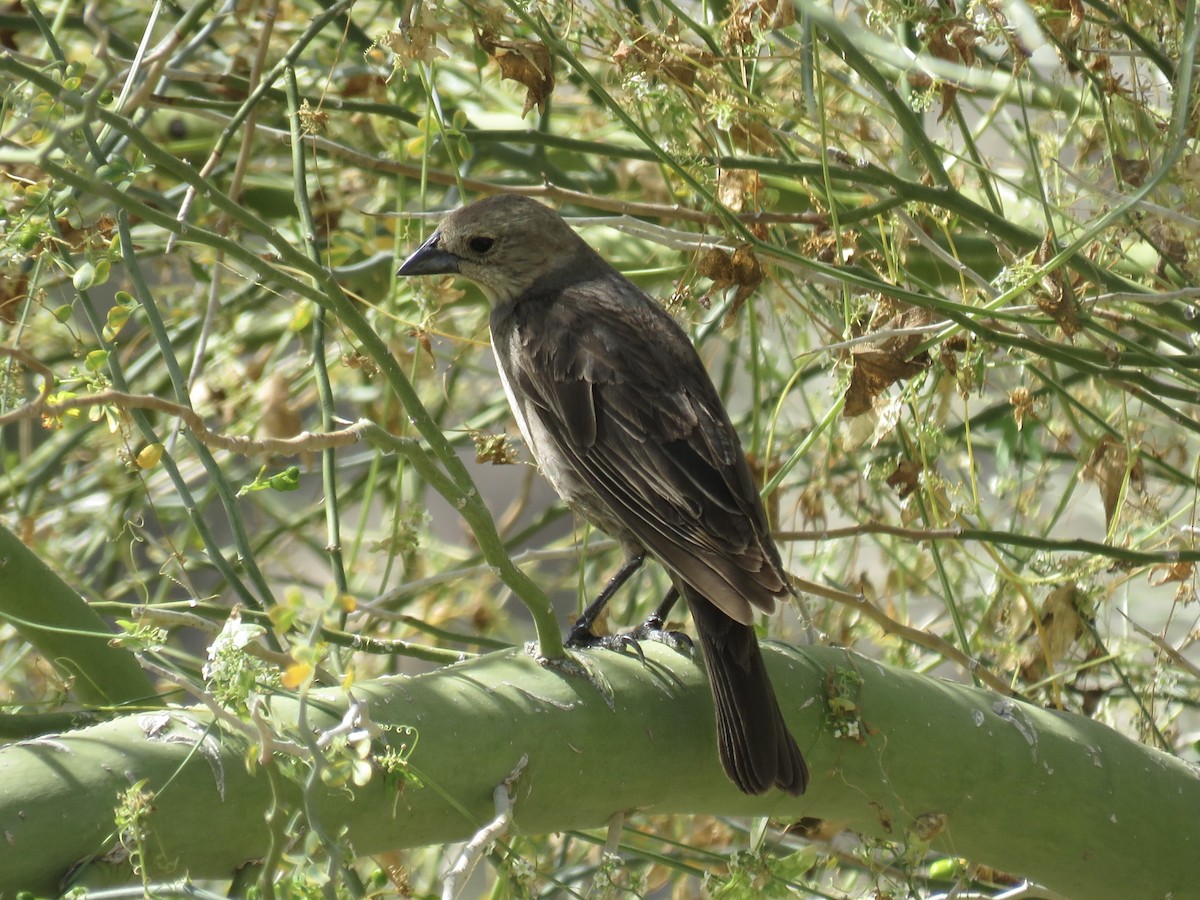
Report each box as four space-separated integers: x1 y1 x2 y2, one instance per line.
938 344 959 376
0 271 27 324
728 117 777 154
936 82 959 122
1044 0 1084 47
1149 560 1197 605
408 328 436 367
613 29 714 90
939 334 971 389
1009 386 1035 431
803 229 859 266
716 169 761 212
1033 230 1081 336
842 303 934 417
1149 560 1195 587
724 0 793 48
1081 434 1144 529
1020 584 1088 681
925 19 980 121
340 351 379 376
912 812 948 842
730 242 764 286
770 0 795 28
476 31 554 118
696 244 765 325
1036 585 1086 662
725 245 766 326
663 44 716 88
886 459 923 498
786 817 851 843
906 70 933 91
383 23 447 67
1113 153 1149 187
696 247 735 289
1149 223 1189 279
950 23 978 67
798 482 826 525
844 350 929 417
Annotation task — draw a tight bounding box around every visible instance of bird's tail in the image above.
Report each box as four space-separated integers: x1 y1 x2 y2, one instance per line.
685 586 809 796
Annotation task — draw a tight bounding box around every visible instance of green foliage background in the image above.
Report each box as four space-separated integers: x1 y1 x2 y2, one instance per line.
0 0 1197 895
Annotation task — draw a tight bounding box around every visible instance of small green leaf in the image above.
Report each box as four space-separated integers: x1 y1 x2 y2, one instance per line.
267 466 301 492
238 465 301 497
13 224 41 250
72 262 95 290
104 303 132 339
136 443 164 469
84 349 109 372
288 302 314 332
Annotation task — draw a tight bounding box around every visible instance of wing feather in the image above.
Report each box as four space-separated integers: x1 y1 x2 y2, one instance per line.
495 276 788 625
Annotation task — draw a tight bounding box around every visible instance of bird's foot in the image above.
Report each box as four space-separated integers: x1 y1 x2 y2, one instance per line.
565 615 693 663
628 615 693 652
565 623 645 658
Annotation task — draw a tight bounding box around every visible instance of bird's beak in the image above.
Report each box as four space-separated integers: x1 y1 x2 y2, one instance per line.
396 231 461 277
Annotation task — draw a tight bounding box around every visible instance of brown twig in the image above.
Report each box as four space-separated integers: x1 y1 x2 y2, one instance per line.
777 523 1200 565
0 346 55 427
0 347 370 457
146 105 830 228
793 575 1016 696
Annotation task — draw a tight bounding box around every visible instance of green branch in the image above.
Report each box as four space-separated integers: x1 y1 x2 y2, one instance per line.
0 51 560 656
0 522 153 706
0 643 1195 898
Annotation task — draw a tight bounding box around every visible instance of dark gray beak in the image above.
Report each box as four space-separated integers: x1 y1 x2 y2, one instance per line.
396 231 461 277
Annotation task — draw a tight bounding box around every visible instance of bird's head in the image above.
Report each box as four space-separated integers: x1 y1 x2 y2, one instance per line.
396 195 596 305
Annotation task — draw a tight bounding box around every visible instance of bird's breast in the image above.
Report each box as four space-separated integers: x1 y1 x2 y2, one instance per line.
489 337 636 545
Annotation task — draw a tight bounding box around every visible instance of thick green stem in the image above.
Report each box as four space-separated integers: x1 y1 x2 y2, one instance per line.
0 522 153 706
0 643 1195 898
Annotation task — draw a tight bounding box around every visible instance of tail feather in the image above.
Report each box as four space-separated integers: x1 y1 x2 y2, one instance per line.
686 586 808 796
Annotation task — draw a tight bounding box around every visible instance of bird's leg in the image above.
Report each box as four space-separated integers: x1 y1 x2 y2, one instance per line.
567 560 693 657
629 586 693 651
642 586 680 631
565 553 646 647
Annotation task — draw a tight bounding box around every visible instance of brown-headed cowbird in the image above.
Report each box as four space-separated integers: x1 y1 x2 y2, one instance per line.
397 195 807 796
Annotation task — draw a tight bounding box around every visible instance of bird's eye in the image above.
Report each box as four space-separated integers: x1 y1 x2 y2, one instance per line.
468 236 495 254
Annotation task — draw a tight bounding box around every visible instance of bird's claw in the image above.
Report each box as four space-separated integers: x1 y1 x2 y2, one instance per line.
566 626 645 660
628 618 694 652
565 616 692 663
613 632 647 663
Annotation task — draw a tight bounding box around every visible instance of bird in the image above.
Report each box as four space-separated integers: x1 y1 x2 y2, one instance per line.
397 195 808 796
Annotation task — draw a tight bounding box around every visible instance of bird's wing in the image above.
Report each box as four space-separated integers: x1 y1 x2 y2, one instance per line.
503 277 788 625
